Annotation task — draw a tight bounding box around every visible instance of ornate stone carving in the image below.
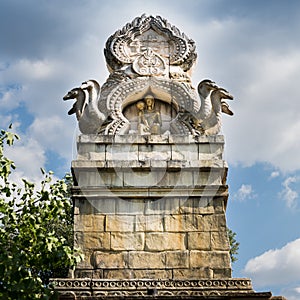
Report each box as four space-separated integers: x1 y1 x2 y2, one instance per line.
192 81 234 136
50 278 260 298
135 95 162 134
63 80 107 134
103 76 199 135
63 14 235 137
104 14 197 74
132 48 166 76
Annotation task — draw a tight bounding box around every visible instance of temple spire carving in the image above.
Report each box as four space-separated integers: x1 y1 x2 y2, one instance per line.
63 14 234 137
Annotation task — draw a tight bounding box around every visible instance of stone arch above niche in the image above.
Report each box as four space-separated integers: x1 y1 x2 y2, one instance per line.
104 77 199 135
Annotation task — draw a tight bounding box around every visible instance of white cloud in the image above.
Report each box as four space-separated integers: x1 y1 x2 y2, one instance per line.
269 171 280 179
244 238 300 287
0 114 18 129
281 286 300 300
279 176 299 209
28 115 76 161
223 49 300 172
9 59 56 81
2 123 63 190
0 87 23 111
0 55 81 163
233 184 256 201
6 137 46 184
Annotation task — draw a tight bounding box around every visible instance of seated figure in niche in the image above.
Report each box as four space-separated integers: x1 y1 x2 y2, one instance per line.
136 95 162 135
136 101 149 135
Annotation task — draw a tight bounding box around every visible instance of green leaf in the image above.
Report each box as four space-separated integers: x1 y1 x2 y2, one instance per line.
0 126 82 299
227 227 240 263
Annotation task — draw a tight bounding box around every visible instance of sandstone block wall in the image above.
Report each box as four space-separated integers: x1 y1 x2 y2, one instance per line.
71 135 231 280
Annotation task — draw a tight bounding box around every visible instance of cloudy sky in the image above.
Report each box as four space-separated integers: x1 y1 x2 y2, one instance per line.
1 0 300 298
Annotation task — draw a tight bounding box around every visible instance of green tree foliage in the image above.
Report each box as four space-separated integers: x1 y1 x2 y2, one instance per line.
0 126 82 300
227 227 240 263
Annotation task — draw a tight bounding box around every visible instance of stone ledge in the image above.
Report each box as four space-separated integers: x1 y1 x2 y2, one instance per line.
51 278 253 291
77 134 225 145
71 185 229 199
50 278 285 299
71 160 227 170
54 294 285 300
73 196 227 216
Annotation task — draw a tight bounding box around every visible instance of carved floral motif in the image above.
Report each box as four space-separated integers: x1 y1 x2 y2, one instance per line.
132 48 166 76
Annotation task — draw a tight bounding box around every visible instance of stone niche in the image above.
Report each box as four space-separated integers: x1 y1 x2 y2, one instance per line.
52 14 286 300
123 98 178 135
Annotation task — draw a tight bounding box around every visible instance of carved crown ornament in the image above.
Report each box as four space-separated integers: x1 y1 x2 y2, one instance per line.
104 14 197 73
63 14 234 136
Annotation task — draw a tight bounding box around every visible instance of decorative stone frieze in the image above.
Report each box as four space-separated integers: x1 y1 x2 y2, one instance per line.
50 278 275 298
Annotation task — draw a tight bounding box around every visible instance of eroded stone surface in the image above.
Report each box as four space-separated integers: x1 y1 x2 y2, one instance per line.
111 232 144 251
128 252 166 269
145 233 186 251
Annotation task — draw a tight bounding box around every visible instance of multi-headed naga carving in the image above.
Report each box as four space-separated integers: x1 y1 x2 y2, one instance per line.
63 14 234 136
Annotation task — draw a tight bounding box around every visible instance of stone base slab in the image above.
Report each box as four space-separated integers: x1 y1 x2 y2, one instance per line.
50 278 284 299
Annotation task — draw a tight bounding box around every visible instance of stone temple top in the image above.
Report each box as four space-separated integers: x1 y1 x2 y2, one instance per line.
54 15 287 300
63 14 234 136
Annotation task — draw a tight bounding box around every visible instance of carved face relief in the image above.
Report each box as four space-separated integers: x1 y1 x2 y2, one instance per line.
136 101 145 111
144 95 155 110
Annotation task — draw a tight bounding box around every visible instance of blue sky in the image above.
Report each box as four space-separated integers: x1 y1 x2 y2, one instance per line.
1 1 300 298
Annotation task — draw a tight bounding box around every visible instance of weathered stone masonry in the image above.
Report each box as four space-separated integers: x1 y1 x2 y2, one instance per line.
72 135 231 280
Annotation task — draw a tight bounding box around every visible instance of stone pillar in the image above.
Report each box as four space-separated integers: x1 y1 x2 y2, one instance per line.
52 14 286 300
71 134 231 280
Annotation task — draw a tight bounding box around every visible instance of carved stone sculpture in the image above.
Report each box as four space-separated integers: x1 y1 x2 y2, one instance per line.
63 14 234 136
53 14 286 300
